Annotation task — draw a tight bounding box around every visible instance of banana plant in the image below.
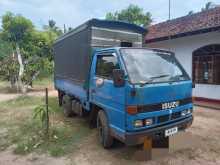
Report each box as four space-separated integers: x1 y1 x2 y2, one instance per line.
33 104 51 139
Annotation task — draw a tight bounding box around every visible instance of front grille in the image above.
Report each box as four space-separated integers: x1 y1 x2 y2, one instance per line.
171 111 181 120
138 97 192 113
158 115 169 123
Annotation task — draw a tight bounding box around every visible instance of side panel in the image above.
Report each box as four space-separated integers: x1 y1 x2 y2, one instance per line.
91 27 143 48
53 27 91 86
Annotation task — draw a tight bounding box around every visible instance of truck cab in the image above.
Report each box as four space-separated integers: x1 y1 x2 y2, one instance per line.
89 47 193 147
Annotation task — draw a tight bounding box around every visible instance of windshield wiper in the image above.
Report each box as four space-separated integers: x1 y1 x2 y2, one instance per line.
150 74 171 79
139 74 171 86
169 75 184 81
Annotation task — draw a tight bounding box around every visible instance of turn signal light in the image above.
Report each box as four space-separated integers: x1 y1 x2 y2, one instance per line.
126 106 138 115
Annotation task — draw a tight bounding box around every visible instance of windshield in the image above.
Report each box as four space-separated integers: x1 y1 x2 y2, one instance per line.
120 48 189 84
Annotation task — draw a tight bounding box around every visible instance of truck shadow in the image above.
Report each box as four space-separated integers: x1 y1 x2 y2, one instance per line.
106 131 201 161
68 117 201 162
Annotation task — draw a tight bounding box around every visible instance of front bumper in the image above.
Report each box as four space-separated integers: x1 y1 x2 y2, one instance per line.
124 116 193 145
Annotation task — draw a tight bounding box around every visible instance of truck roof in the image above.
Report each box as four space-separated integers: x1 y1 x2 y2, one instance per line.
55 19 147 44
93 47 174 55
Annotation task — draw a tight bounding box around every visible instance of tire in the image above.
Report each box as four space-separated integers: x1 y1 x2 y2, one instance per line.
62 95 74 117
97 110 113 148
58 90 64 106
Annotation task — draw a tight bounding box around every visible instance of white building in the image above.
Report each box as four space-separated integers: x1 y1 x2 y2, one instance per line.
145 7 220 103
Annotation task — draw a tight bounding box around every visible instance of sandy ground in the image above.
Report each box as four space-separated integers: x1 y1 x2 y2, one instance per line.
0 149 69 165
0 90 220 165
68 106 220 165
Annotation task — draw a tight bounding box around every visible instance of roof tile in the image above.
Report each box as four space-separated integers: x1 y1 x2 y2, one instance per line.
145 6 220 43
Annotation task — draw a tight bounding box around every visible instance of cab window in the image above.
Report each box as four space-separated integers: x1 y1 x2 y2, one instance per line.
96 54 120 79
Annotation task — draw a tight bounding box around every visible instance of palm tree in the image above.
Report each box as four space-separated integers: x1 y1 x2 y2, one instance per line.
188 11 194 15
201 2 215 11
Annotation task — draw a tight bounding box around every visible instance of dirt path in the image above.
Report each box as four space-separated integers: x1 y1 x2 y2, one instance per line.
0 90 57 103
0 148 69 165
69 106 220 165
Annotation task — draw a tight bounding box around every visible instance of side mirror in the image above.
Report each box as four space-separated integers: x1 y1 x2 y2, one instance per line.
112 69 125 87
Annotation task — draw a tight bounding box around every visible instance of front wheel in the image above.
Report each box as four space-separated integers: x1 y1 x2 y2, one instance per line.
97 110 113 148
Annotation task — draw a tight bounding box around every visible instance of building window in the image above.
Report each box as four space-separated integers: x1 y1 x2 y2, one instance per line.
193 44 220 85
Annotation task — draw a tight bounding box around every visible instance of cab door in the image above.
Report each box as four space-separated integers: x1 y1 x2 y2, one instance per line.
89 51 126 135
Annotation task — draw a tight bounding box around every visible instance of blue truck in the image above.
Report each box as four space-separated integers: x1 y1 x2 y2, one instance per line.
53 19 193 148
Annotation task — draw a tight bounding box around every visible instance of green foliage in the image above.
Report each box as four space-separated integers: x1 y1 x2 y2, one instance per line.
33 105 50 127
43 19 63 36
0 39 13 59
0 95 92 156
0 12 60 88
106 4 152 27
0 39 17 82
1 12 34 44
0 46 19 82
188 11 194 15
0 95 42 108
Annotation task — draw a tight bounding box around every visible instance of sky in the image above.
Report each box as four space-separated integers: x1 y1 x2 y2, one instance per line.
0 0 220 30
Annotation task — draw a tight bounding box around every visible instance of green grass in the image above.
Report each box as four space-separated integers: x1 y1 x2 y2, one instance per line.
0 95 43 108
0 95 92 157
33 77 53 87
0 80 13 93
0 81 7 88
0 76 53 94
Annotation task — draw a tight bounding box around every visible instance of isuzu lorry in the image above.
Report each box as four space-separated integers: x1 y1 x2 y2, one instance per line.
53 19 193 148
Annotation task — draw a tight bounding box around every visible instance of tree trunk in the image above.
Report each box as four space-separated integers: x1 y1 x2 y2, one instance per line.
9 52 18 90
16 44 26 93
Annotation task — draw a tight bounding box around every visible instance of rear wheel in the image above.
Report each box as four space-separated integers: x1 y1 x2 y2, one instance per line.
58 90 64 106
97 110 113 148
62 95 74 117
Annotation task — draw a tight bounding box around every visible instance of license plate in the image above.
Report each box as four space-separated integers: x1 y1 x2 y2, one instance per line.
165 127 178 137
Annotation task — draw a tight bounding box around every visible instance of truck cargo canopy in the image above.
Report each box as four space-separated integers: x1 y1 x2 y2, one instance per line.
53 19 147 88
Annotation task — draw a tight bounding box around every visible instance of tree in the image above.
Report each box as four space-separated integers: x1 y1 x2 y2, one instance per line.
1 12 34 92
187 11 194 15
43 19 63 36
0 38 13 60
201 2 216 11
68 27 73 32
105 4 152 27
48 20 56 29
0 39 19 88
0 12 55 92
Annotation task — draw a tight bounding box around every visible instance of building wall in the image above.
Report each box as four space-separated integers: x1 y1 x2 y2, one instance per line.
145 31 220 100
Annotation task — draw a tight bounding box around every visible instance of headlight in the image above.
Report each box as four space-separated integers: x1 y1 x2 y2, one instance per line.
181 110 187 116
145 118 153 126
134 120 143 127
181 109 192 116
